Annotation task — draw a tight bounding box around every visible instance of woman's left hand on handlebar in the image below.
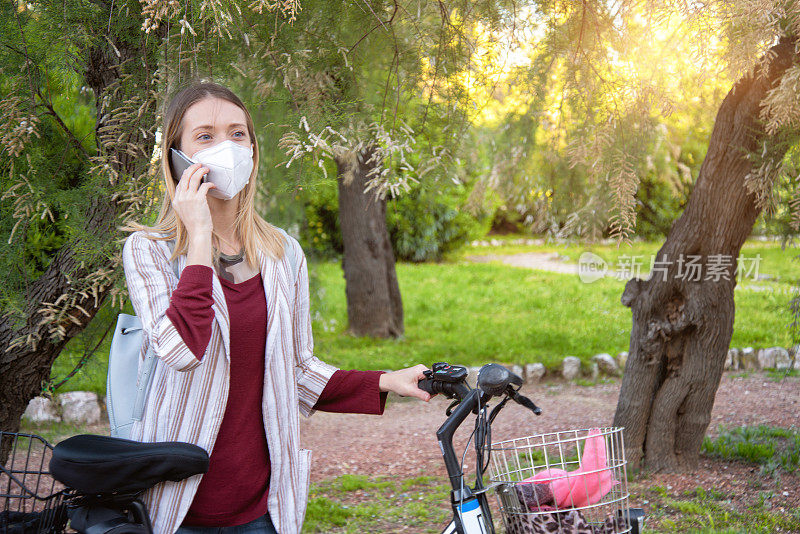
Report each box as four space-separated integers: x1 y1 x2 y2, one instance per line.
379 364 432 402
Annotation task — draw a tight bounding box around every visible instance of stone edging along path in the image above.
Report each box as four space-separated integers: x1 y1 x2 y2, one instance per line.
499 345 800 384
24 346 798 426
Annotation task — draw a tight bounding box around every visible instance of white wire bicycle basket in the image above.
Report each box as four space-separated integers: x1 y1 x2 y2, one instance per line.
489 427 633 534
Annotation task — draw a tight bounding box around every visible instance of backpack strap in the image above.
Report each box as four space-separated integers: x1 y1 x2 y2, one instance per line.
164 237 179 279
275 227 299 283
131 238 177 424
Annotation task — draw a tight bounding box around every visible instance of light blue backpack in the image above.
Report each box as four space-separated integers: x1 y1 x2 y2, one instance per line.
107 230 298 439
107 239 178 439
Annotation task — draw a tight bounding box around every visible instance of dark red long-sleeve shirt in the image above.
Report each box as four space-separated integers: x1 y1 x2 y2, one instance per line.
165 265 386 527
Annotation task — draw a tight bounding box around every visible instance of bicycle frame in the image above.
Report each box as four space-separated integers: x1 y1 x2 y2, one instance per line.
426 363 645 534
435 388 496 534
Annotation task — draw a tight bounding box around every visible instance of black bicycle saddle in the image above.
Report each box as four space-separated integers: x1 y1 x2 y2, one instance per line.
50 434 209 494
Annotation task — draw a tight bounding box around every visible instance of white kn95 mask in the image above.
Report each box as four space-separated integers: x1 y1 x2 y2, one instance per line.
191 140 254 200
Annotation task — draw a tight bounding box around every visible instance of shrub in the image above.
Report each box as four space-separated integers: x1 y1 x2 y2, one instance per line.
387 184 489 262
299 181 343 260
299 180 489 262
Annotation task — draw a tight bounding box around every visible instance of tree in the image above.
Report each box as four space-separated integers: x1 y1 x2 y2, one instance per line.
335 144 404 336
272 0 515 337
0 0 161 445
0 0 298 444
468 1 800 471
614 36 800 471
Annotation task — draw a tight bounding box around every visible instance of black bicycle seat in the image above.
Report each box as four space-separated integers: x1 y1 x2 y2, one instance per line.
50 434 209 495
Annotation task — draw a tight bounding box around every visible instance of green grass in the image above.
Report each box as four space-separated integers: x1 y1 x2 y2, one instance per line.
458 236 800 286
50 238 797 394
49 300 136 396
457 236 664 267
302 474 451 533
766 368 800 381
49 351 110 395
702 426 800 475
639 485 800 533
311 240 795 370
310 261 636 370
304 472 800 533
17 419 97 444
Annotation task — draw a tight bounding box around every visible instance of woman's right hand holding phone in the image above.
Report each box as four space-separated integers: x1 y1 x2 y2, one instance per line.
172 162 216 268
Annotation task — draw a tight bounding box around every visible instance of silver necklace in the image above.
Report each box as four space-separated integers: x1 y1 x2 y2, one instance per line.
218 249 245 263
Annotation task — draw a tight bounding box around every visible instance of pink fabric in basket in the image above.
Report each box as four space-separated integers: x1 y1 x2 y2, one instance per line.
522 429 618 509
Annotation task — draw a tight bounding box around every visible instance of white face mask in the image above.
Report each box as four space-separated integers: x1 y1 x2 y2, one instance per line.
191 140 254 200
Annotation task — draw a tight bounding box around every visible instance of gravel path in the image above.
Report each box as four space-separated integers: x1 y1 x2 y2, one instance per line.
301 373 799 481
300 373 800 512
465 252 580 275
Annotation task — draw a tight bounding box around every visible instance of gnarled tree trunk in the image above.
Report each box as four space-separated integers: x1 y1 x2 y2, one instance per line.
613 37 798 472
335 145 404 338
0 199 116 433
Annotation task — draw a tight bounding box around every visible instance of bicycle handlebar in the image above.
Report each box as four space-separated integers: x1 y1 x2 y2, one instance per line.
415 362 544 534
417 377 471 400
417 362 542 416
507 387 542 415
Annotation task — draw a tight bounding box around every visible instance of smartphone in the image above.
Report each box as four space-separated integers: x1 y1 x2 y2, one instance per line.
169 148 206 183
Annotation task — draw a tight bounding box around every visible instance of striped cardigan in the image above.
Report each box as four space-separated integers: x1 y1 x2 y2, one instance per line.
122 230 338 534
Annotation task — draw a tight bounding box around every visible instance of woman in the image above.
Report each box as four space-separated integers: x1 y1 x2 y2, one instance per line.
122 81 430 534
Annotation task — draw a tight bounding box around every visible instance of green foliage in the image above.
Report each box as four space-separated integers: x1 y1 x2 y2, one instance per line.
20 216 70 278
299 179 343 260
299 179 489 262
458 2 744 243
1 0 161 353
753 143 800 239
0 67 95 321
48 298 136 395
702 426 800 475
634 157 693 240
261 0 507 200
387 183 490 263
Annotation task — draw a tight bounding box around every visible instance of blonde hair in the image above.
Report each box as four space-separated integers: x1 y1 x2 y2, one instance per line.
122 81 285 267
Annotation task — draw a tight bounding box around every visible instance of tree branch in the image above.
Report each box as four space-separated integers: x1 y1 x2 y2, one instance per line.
35 90 91 160
347 0 398 55
12 9 90 160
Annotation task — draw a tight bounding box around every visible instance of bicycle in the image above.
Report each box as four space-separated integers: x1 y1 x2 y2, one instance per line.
0 432 70 534
1 431 208 533
2 362 644 533
416 362 644 534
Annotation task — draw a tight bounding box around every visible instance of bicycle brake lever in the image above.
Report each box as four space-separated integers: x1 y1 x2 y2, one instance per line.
445 399 460 416
508 388 542 415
